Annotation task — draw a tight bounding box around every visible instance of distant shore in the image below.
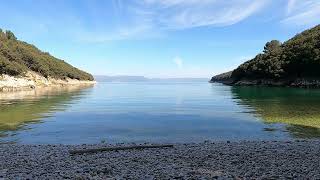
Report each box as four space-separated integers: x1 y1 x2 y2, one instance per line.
211 78 320 88
0 71 96 92
1 140 319 179
210 71 320 88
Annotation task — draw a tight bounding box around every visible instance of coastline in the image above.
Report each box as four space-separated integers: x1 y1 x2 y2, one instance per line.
1 140 319 179
211 78 320 88
0 71 96 92
210 72 320 88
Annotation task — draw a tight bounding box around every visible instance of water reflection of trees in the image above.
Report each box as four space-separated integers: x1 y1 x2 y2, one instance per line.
0 85 94 138
231 86 320 138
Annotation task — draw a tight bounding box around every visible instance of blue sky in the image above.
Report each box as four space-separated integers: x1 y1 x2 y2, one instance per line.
0 0 320 78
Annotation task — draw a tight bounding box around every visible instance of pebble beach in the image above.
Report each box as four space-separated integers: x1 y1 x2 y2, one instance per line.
1 140 320 179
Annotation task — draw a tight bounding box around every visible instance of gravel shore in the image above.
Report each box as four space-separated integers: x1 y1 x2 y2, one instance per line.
1 141 320 179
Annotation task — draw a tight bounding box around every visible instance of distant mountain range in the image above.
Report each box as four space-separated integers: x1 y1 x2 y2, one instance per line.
94 75 209 82
94 75 148 82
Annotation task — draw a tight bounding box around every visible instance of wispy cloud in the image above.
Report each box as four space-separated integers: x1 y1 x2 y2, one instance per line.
77 24 156 42
133 0 268 29
173 56 183 69
282 0 320 27
80 0 268 42
286 0 297 15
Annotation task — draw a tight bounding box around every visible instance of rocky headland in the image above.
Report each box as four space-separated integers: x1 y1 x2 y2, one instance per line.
0 71 95 92
210 71 320 88
211 24 320 88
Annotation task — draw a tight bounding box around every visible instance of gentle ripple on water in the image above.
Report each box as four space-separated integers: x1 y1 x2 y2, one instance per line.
0 82 320 144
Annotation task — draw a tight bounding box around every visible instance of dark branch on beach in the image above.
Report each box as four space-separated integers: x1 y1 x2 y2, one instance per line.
69 144 174 155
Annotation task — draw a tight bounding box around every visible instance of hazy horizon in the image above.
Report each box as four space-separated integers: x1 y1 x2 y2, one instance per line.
93 75 210 82
94 74 210 79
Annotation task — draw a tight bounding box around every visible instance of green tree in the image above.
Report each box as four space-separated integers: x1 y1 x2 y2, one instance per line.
5 30 17 40
263 40 282 54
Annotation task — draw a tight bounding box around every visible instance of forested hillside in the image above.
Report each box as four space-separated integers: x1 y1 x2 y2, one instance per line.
0 29 93 81
212 24 320 85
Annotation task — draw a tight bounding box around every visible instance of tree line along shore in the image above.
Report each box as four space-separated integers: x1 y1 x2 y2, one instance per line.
211 24 320 88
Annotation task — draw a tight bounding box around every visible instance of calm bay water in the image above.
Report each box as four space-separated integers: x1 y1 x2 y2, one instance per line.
1 82 320 144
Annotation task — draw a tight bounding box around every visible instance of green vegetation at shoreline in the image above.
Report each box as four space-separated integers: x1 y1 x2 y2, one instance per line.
232 86 320 130
0 29 94 81
212 24 320 85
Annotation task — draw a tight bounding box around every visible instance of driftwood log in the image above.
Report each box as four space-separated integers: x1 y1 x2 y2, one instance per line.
69 144 174 155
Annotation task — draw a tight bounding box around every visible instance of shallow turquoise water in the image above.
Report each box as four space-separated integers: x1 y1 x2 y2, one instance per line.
1 82 320 144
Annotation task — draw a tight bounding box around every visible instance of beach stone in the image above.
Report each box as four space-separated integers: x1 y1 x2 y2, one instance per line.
0 141 320 179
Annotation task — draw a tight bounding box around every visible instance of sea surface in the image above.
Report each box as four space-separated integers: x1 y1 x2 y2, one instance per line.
1 81 320 144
